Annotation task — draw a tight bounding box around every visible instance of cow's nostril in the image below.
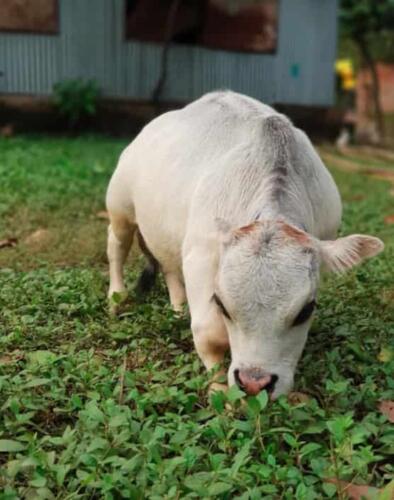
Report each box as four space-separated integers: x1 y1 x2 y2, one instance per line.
265 373 278 393
234 369 244 389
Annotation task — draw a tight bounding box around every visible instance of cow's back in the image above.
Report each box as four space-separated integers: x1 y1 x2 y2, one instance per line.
119 90 278 196
107 92 278 264
107 91 340 271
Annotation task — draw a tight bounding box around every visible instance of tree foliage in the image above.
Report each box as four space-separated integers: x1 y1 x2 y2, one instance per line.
340 0 394 40
340 0 394 141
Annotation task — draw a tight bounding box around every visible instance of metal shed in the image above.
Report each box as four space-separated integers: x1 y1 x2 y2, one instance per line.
0 0 338 106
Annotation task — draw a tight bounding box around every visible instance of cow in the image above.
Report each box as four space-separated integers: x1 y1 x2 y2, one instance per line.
106 91 384 399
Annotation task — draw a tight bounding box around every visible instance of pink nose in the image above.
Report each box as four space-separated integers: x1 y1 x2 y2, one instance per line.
236 369 278 396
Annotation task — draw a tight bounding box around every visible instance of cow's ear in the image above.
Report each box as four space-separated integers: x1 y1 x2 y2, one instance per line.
318 234 384 273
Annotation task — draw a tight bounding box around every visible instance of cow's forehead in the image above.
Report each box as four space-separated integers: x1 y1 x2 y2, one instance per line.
259 220 312 248
229 221 316 261
220 238 318 301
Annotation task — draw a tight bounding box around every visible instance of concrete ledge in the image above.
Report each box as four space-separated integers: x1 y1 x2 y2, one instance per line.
0 93 342 139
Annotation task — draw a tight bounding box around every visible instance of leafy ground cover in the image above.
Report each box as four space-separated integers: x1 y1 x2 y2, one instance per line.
0 136 393 499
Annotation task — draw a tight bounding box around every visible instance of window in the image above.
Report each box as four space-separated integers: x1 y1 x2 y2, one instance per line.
125 0 278 54
202 0 278 53
0 0 59 34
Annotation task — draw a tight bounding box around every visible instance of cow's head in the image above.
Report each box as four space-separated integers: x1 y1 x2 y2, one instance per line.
214 219 384 399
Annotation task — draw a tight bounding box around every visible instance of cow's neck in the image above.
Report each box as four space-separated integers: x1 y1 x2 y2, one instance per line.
249 188 312 233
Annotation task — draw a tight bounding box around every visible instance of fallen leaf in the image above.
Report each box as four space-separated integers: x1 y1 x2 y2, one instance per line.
379 400 394 423
288 392 310 405
325 478 380 499
0 237 18 249
378 348 393 363
24 228 51 246
96 211 109 220
384 215 394 225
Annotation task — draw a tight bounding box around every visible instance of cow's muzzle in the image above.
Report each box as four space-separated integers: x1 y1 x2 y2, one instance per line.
234 368 278 396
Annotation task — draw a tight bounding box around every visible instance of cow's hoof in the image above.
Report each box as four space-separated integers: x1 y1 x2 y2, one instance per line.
108 291 128 316
173 306 187 318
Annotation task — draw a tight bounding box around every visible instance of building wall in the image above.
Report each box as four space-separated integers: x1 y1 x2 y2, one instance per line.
0 0 338 106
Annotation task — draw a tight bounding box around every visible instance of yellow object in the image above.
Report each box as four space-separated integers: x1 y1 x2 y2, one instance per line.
335 59 356 90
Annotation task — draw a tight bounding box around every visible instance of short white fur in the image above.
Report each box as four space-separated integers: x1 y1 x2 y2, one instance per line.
106 91 384 398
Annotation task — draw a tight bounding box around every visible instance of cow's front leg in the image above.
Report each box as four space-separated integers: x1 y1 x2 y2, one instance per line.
192 313 229 393
164 272 186 312
183 251 230 393
107 214 135 313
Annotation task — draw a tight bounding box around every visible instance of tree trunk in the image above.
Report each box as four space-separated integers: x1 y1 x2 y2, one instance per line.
357 36 385 142
152 0 182 107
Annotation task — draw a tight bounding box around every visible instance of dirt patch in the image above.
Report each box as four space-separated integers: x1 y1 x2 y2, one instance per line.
320 149 394 191
0 350 24 365
319 150 361 173
347 145 394 164
24 228 52 247
324 479 380 500
384 215 394 225
363 168 394 182
0 124 14 137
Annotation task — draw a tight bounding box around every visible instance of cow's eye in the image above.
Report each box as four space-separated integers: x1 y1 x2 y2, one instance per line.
293 300 316 326
213 294 231 320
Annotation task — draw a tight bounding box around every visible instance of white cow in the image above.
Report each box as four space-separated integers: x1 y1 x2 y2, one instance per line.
106 91 384 398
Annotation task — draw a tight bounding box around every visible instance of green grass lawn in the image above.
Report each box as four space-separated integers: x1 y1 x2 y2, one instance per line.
0 136 393 499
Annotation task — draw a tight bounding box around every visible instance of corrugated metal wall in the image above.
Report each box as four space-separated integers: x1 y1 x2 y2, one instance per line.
0 0 338 106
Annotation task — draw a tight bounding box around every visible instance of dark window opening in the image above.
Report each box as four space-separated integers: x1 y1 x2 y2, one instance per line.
125 0 278 54
125 0 204 45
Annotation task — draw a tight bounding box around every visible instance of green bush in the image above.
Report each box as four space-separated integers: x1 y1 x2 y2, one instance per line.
53 79 100 128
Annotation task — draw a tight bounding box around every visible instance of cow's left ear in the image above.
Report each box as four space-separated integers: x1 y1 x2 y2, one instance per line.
317 234 384 273
216 218 263 248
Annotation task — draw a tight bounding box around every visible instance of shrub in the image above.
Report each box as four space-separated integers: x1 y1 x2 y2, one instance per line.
53 78 100 128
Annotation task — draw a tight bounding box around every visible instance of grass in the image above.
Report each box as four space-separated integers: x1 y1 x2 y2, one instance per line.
0 136 393 499
384 114 394 144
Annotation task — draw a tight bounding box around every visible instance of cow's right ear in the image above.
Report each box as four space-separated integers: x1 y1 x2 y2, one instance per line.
317 234 384 273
